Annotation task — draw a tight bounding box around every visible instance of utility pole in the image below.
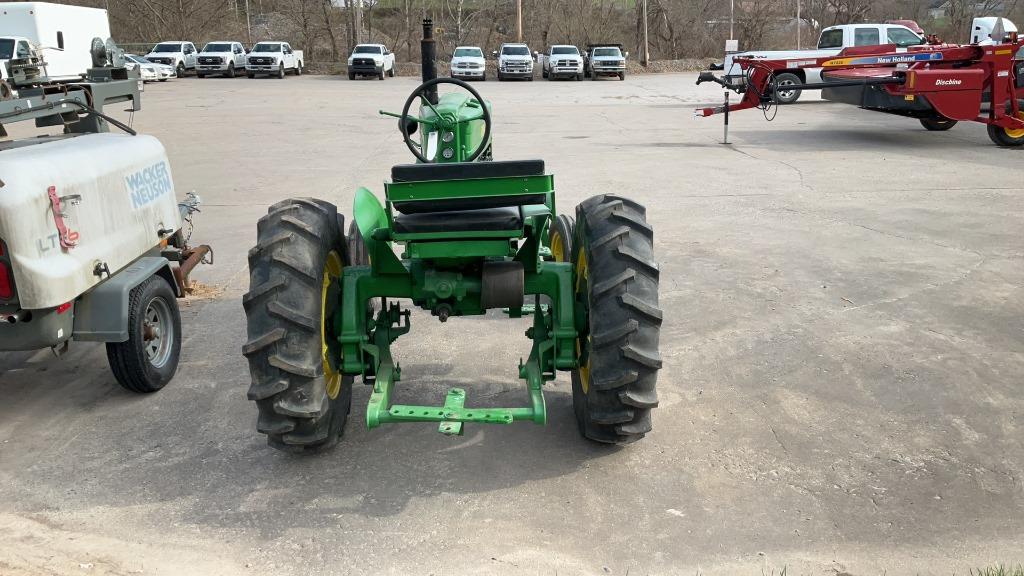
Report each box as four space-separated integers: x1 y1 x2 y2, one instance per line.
641 0 649 67
796 0 801 49
516 0 522 42
244 0 252 45
729 0 734 40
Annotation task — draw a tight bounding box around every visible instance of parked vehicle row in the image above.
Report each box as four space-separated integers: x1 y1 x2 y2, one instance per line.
447 43 628 81
143 40 303 79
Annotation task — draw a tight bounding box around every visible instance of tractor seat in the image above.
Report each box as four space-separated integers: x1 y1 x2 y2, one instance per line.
389 160 547 215
392 207 522 235
391 160 545 183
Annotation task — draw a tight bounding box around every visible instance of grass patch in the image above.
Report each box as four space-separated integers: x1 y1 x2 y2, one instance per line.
971 565 1024 576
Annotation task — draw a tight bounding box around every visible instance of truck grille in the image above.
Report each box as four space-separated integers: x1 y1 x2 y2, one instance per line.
148 57 172 65
503 62 529 72
248 57 273 65
456 62 481 69
199 56 222 65
556 59 576 67
353 58 375 66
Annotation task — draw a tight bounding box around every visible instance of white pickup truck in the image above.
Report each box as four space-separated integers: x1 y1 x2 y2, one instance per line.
196 40 247 78
347 43 396 80
246 41 303 78
539 45 583 81
144 41 198 78
720 23 925 103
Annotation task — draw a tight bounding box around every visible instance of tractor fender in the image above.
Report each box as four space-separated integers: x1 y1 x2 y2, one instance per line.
73 256 181 342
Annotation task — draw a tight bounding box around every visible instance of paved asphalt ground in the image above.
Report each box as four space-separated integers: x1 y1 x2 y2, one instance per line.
1 72 1022 576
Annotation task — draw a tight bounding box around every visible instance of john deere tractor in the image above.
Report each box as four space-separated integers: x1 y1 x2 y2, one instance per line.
243 20 661 452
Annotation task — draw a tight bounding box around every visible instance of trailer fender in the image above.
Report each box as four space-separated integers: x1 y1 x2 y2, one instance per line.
73 257 181 342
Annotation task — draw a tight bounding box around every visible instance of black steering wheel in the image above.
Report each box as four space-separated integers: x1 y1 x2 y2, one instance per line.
399 77 492 163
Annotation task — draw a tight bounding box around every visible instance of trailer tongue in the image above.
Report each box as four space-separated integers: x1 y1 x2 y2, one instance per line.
696 21 1024 147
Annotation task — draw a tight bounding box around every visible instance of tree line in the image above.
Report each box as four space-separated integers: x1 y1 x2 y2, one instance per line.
37 0 1024 63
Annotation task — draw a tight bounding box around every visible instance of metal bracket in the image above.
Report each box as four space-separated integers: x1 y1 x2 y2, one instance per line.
46 185 78 249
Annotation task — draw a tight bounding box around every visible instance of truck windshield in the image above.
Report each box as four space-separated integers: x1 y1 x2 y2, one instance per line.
354 45 382 54
552 46 579 55
152 43 182 53
203 43 232 52
593 48 621 57
252 43 281 52
818 29 844 49
0 39 13 60
502 46 529 56
454 47 482 57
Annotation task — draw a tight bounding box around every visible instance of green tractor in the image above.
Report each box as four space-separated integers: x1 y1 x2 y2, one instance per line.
243 20 662 452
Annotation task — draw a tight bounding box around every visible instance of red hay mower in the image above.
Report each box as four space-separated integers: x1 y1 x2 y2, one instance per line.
697 30 1024 147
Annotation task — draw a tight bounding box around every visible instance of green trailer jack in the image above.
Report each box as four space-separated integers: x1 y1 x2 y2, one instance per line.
243 19 663 453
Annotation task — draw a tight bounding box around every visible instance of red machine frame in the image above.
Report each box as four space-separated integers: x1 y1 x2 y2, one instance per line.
696 34 1024 146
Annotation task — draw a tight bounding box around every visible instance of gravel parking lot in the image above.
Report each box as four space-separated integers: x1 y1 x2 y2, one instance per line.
1 72 1022 576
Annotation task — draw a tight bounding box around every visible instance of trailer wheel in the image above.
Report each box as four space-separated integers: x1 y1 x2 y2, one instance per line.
920 117 957 131
772 72 802 104
244 198 353 452
570 195 662 444
106 275 182 393
988 103 1024 147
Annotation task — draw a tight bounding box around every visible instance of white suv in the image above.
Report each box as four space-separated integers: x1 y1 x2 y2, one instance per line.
197 41 247 78
144 41 197 78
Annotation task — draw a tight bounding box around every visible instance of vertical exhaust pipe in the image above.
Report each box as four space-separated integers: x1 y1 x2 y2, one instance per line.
421 18 438 105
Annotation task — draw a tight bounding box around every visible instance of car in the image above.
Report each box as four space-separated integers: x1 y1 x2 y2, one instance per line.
493 42 533 81
246 41 303 78
124 53 174 82
584 44 627 80
539 44 583 80
449 45 485 80
347 43 396 80
196 40 247 78
144 41 198 78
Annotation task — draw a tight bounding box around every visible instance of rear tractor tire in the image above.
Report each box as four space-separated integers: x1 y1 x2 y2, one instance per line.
570 195 662 444
243 198 353 452
106 275 182 393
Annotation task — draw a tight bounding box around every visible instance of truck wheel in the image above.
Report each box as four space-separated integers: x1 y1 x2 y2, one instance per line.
388 66 395 77
226 63 236 78
244 198 353 453
348 70 356 80
920 117 956 131
106 275 182 393
197 73 205 78
619 72 625 81
498 73 505 81
542 68 548 78
571 194 662 444
277 64 285 79
295 62 303 75
378 69 385 80
772 72 802 104
175 62 185 78
576 73 582 81
247 72 255 79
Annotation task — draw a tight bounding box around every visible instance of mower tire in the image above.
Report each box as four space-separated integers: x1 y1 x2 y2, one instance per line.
244 198 353 453
571 194 662 444
988 100 1024 147
772 72 802 104
920 117 957 131
106 274 182 393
